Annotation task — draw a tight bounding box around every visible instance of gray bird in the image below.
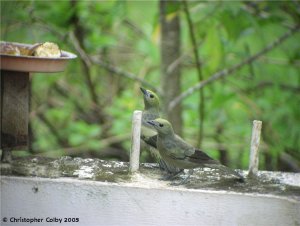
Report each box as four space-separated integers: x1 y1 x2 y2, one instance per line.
147 118 244 184
140 87 181 175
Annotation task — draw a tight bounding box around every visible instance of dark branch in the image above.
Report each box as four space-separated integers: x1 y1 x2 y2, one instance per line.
91 57 159 93
168 24 300 111
69 30 159 93
246 81 300 93
182 0 205 147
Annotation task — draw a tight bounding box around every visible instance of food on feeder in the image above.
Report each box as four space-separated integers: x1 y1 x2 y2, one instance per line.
0 42 36 56
33 42 61 58
21 43 43 56
0 43 21 56
0 42 61 58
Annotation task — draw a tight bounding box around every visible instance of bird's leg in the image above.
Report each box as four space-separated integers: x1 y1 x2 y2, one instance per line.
1 148 12 163
160 169 184 181
158 159 169 171
170 169 194 186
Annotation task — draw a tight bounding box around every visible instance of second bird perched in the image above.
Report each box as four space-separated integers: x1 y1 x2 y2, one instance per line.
140 87 181 175
147 118 244 184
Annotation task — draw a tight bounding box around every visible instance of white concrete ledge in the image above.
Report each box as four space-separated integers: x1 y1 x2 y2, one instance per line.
1 175 300 226
1 157 300 225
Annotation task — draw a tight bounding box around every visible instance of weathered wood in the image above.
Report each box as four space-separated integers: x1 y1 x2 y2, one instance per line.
129 110 142 172
248 120 262 177
0 71 2 147
1 70 29 150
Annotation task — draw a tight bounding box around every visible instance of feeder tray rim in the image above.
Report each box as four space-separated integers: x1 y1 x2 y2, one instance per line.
0 41 77 59
0 41 77 73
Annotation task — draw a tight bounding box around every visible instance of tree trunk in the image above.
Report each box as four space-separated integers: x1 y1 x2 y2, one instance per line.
159 0 182 135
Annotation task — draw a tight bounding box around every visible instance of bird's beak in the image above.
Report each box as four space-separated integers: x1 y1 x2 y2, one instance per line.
140 87 148 96
147 120 157 127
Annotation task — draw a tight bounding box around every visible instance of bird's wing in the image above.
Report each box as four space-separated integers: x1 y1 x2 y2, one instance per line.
186 148 220 165
164 135 219 165
165 136 192 160
143 135 157 149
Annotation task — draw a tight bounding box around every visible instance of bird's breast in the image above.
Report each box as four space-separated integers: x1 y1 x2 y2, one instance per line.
141 125 157 138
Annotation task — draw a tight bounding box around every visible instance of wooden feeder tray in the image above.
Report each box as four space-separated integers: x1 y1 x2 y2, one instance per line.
1 42 77 161
0 42 77 73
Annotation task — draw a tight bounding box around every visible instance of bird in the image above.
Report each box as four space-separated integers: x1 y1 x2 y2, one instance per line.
140 87 181 176
147 118 244 184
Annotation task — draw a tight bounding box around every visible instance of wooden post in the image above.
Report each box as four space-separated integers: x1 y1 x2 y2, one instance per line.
248 120 262 177
1 70 29 162
129 110 142 172
0 72 1 148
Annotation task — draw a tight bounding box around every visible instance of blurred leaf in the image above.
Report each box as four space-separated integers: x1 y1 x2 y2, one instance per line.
68 121 101 146
203 24 224 73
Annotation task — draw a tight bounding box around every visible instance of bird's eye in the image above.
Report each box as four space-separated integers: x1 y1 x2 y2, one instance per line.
159 123 164 127
149 94 154 98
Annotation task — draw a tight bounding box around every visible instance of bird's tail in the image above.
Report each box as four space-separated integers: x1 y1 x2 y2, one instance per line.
211 164 244 182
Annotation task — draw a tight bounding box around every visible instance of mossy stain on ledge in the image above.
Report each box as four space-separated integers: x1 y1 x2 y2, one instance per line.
1 156 300 199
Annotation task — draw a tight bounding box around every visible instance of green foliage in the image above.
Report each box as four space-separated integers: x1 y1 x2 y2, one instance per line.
1 1 299 171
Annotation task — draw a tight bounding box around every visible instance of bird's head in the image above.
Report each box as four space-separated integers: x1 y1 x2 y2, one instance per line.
147 118 174 136
140 87 160 109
